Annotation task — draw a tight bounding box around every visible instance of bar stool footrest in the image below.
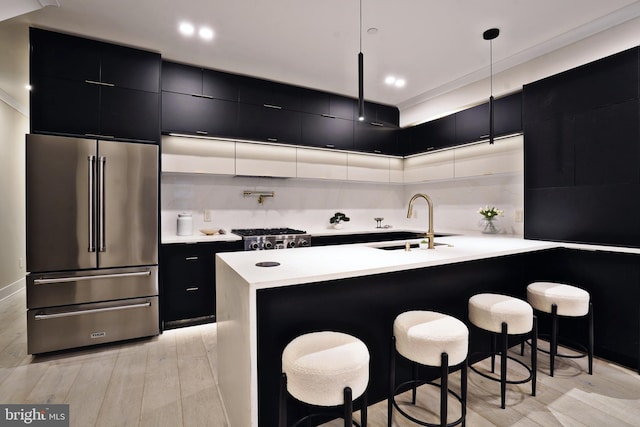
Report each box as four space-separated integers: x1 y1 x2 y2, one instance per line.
469 352 534 385
391 379 464 427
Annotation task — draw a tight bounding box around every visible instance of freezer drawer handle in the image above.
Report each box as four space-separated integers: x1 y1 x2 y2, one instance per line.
186 287 199 292
33 270 151 285
34 301 152 320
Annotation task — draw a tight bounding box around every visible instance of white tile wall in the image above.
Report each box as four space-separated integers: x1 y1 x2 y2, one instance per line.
161 173 523 238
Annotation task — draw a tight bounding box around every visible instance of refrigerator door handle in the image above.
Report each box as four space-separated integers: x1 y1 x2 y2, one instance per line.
34 301 152 320
88 155 96 253
33 270 151 285
98 156 106 252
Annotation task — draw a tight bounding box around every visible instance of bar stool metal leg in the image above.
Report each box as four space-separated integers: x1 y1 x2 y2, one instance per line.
279 373 287 427
588 302 594 375
343 387 352 427
440 353 449 427
550 304 558 377
500 322 508 409
532 315 537 396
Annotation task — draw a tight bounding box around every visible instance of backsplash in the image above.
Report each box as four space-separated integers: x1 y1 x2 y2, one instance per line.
161 173 523 238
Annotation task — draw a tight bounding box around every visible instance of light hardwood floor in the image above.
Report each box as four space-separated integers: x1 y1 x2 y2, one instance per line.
2 288 639 426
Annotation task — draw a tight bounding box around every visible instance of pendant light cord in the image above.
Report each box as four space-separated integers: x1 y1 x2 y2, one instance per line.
359 0 362 53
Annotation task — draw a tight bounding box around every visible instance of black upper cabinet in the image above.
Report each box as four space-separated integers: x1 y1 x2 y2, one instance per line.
161 61 239 101
299 89 356 120
353 102 400 154
301 114 353 150
455 102 489 144
401 115 456 156
524 47 639 123
239 78 301 111
238 103 301 145
360 101 400 126
161 92 238 138
455 92 523 145
30 28 161 142
494 92 522 136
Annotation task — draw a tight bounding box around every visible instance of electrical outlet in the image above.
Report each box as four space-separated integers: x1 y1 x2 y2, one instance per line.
515 209 524 223
204 210 212 222
18 258 24 269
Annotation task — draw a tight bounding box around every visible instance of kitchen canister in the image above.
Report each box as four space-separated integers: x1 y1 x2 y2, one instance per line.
177 212 193 236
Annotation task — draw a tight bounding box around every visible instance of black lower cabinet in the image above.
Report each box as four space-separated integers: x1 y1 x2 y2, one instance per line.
256 254 528 426
161 241 242 328
525 248 640 370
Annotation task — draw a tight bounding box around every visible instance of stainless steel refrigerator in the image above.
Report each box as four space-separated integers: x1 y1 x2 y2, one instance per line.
26 134 159 354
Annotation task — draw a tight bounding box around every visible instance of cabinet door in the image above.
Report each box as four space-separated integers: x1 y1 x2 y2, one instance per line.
354 121 398 155
410 115 456 154
330 95 356 120
237 103 301 144
203 69 239 101
455 102 489 144
30 28 99 83
162 61 203 94
299 89 330 115
239 79 301 111
301 114 353 150
572 99 639 187
524 115 575 189
161 91 238 138
101 87 160 142
101 44 161 93
524 47 639 123
30 77 100 136
162 246 213 322
494 92 522 136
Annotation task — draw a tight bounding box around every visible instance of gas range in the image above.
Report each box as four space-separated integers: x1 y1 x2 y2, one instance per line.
231 228 311 251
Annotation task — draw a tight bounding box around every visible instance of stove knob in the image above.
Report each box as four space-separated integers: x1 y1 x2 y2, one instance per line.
298 239 309 247
287 240 296 248
264 241 273 249
249 241 260 250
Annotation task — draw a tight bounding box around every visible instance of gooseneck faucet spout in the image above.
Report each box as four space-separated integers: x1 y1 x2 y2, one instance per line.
407 193 435 249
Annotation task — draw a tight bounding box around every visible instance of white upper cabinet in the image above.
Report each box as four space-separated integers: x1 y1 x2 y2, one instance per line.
347 153 390 182
235 141 297 178
162 135 235 174
403 150 455 183
453 135 523 178
296 148 348 180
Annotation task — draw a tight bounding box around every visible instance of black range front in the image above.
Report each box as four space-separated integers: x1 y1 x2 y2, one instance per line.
232 228 311 251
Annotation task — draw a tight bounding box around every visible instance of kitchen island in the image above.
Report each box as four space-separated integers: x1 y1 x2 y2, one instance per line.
216 234 564 426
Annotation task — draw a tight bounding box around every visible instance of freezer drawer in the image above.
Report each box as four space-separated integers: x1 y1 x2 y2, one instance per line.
27 266 158 309
27 296 159 354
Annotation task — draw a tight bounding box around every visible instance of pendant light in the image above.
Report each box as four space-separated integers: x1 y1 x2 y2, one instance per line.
357 0 364 121
483 28 499 144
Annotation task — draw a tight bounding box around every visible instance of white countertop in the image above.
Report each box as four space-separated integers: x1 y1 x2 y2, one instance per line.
216 235 561 289
162 232 241 244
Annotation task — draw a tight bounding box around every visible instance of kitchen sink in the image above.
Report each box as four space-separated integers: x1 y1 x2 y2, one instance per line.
375 242 449 250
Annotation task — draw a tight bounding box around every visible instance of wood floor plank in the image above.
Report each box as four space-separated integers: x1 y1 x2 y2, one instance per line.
95 343 149 427
139 330 184 427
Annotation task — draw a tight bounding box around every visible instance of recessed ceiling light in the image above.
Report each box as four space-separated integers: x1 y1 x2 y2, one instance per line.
394 79 406 88
385 76 396 85
179 22 195 36
199 27 214 41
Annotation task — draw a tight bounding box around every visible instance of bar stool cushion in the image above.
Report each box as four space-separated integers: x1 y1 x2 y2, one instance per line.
469 293 533 334
282 331 369 407
394 310 468 366
527 282 590 316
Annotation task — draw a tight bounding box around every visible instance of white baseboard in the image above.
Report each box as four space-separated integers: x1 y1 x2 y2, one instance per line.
0 276 25 303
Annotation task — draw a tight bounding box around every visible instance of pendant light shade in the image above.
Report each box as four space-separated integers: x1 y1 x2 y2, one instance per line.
357 0 364 121
483 28 499 144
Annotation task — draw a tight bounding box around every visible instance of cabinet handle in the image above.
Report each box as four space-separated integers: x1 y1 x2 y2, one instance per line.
263 104 282 110
370 122 384 127
186 287 199 292
191 94 214 99
196 131 208 135
325 144 335 148
480 134 490 139
85 133 115 139
426 147 435 151
267 138 278 142
34 301 151 320
321 114 336 119
185 256 199 261
85 80 115 87
374 150 382 154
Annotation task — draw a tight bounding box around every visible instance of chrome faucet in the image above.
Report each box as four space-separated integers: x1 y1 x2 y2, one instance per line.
407 193 435 249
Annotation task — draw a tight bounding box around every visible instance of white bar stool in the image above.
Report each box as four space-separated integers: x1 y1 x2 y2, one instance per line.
525 281 593 376
388 311 468 427
279 331 369 427
468 293 537 409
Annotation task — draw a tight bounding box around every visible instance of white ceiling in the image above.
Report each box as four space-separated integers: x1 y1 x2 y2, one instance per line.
10 0 640 108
